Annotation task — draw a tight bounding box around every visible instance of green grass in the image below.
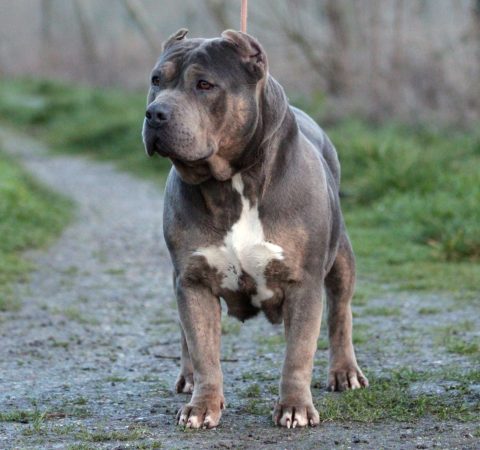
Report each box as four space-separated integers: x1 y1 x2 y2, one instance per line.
434 321 480 358
48 306 100 325
0 77 479 298
0 78 170 182
77 427 151 442
0 150 72 311
243 398 272 416
240 383 262 398
327 120 480 295
0 409 42 423
221 316 242 335
316 368 480 422
362 306 402 317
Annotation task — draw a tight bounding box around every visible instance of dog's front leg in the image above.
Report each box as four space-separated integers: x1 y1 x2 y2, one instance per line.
273 281 322 428
175 327 194 394
175 281 224 429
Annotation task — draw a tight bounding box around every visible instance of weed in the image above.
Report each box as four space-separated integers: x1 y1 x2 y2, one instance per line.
67 445 96 450
105 375 128 383
244 398 271 416
0 410 36 423
221 316 242 335
77 426 151 442
418 307 441 315
363 306 401 317
434 322 480 357
317 337 329 350
105 268 126 276
352 324 371 346
256 334 285 348
50 306 100 325
240 383 261 398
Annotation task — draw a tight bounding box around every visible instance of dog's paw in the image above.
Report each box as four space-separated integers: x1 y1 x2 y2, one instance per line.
176 398 224 429
175 372 194 394
273 401 319 428
327 362 369 392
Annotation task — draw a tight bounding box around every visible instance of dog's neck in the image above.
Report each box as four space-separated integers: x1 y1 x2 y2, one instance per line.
238 75 299 196
194 75 299 225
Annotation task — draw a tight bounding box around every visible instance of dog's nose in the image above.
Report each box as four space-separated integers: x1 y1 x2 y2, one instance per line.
145 103 171 127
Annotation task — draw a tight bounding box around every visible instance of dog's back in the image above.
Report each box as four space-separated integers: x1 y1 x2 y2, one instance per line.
292 106 341 190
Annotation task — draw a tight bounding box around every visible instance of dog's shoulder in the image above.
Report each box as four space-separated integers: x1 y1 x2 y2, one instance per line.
292 106 341 189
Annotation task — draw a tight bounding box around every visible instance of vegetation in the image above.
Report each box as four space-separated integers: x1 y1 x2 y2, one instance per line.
313 115 480 296
0 79 170 181
315 368 480 423
0 77 479 299
0 149 72 311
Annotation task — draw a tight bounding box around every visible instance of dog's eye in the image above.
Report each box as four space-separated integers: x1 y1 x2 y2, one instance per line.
151 75 161 87
196 80 214 91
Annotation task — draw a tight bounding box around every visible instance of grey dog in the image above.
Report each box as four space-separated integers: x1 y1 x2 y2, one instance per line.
142 29 368 429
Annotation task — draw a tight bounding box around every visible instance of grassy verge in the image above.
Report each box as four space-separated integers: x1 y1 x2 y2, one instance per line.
332 121 480 298
315 368 480 422
0 150 72 311
0 78 170 182
238 367 480 422
0 77 479 298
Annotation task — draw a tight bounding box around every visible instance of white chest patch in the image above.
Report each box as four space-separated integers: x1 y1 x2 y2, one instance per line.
194 174 284 307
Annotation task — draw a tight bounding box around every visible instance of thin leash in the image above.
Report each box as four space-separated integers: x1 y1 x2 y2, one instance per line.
241 0 248 32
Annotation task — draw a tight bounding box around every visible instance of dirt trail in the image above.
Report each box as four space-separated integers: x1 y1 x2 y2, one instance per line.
0 129 478 449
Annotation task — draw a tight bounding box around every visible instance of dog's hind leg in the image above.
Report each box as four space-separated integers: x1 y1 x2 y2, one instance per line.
325 232 368 391
273 281 322 428
175 327 194 393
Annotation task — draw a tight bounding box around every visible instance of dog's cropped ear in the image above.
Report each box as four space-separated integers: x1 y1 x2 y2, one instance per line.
163 28 189 52
221 30 267 80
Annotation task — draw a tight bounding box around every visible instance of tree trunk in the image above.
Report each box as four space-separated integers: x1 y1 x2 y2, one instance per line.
471 0 480 114
368 0 383 120
40 0 55 71
324 0 350 96
123 0 161 55
73 0 99 79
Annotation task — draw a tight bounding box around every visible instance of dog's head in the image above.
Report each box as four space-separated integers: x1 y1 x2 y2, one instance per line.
142 29 269 184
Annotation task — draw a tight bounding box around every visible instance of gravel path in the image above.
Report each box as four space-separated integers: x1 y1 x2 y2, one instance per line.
0 129 478 449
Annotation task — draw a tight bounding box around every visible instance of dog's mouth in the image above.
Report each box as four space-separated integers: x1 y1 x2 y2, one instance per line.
143 122 214 164
145 139 213 165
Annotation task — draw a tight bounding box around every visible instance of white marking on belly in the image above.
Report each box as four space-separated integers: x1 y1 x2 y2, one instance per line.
194 174 284 307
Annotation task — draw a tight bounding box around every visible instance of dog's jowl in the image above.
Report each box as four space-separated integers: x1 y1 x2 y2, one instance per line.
143 29 368 429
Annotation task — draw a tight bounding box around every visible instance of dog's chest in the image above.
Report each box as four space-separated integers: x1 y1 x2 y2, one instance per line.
194 174 284 307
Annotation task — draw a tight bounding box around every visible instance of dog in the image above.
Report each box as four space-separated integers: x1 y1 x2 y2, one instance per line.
142 29 368 429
